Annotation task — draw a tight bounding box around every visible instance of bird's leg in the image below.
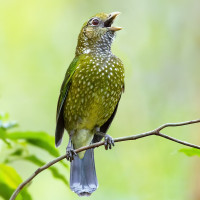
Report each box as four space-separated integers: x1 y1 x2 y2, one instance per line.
95 127 115 150
66 131 77 162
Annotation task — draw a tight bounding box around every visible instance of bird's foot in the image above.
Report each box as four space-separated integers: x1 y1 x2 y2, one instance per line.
66 147 77 162
104 134 115 150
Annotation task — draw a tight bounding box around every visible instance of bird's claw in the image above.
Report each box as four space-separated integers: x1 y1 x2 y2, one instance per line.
66 148 77 162
104 134 115 150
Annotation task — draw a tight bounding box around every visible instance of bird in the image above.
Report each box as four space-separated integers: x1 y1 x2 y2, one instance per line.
55 12 125 196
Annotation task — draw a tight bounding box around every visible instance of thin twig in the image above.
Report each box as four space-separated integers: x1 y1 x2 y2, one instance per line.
158 132 200 149
10 119 200 200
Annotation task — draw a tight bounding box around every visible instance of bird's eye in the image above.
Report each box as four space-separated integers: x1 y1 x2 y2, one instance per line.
91 18 99 26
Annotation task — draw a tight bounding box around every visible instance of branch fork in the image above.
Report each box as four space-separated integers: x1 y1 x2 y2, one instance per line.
10 119 200 200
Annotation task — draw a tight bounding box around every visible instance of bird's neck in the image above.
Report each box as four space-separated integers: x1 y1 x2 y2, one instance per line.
75 32 113 56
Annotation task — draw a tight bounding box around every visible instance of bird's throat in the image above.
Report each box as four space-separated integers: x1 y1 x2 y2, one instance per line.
76 31 114 56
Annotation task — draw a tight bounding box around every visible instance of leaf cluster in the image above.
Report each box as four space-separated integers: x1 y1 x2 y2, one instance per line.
0 113 68 200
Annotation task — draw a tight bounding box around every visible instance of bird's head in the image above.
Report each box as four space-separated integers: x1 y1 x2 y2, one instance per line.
76 12 122 56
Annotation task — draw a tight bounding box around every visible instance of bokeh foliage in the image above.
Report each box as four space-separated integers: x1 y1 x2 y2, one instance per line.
0 113 68 200
0 0 200 199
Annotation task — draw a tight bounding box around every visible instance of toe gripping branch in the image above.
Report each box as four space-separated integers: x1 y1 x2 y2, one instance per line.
104 134 115 150
66 136 77 162
66 129 115 162
95 129 115 150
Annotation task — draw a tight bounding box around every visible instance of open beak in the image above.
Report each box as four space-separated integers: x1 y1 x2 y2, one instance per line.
104 12 122 31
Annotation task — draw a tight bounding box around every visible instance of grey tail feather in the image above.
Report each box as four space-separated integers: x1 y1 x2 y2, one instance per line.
70 148 98 196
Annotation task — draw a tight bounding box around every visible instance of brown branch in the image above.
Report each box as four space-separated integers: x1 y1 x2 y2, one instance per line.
10 119 200 200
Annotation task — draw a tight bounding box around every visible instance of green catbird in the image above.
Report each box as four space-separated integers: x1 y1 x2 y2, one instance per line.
55 12 125 196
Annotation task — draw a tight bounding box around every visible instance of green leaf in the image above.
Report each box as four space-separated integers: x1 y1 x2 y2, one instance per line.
3 148 27 164
0 128 7 139
0 112 9 121
49 167 69 186
179 148 200 157
7 131 59 157
0 183 15 200
60 160 69 169
0 112 18 130
0 128 11 146
2 121 18 130
10 149 24 157
0 164 32 200
23 155 69 186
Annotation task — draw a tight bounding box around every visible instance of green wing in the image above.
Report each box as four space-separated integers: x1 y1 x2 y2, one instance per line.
55 56 79 146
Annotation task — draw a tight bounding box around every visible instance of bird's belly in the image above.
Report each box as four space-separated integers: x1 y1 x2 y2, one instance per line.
63 60 124 133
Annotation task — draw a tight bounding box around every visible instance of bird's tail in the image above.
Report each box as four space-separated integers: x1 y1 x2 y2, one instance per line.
70 148 98 196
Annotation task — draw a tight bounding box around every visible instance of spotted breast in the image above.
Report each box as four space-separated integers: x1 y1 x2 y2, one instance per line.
63 53 124 135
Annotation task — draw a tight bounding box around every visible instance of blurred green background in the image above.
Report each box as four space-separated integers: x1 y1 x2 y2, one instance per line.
1 0 200 199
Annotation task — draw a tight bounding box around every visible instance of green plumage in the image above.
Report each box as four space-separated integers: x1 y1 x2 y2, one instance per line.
56 12 124 159
64 54 124 157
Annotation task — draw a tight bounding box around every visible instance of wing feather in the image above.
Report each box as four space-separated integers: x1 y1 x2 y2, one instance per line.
55 57 79 146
